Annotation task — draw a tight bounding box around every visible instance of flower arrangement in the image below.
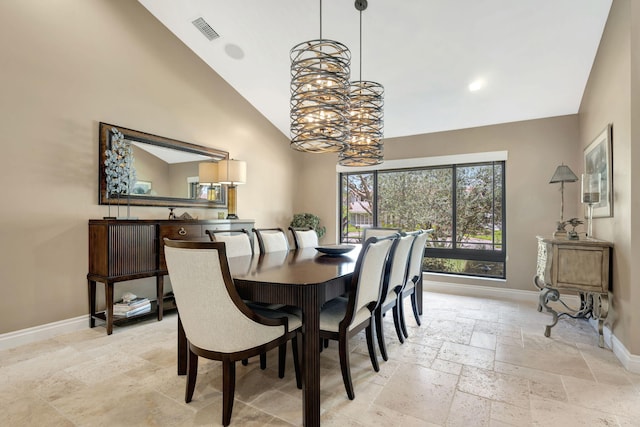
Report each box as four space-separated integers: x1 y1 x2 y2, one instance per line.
104 127 136 196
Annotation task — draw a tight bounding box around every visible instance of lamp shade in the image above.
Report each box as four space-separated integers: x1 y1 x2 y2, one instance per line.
549 164 578 183
198 162 218 184
218 159 246 185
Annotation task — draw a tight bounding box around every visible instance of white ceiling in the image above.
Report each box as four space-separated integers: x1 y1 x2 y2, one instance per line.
138 0 612 139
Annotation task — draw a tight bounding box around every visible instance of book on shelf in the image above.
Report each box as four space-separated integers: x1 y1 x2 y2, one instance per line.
114 303 151 318
113 297 151 316
114 297 150 310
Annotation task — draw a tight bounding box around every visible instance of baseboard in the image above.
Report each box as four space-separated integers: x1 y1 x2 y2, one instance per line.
424 278 640 374
0 315 87 351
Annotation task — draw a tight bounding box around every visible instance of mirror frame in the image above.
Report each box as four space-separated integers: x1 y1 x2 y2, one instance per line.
99 122 229 208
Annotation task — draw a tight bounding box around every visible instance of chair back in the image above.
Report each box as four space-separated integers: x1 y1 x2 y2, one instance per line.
253 228 289 253
384 233 416 298
289 227 319 249
363 227 401 242
406 230 430 288
343 234 397 329
206 229 253 257
163 239 284 352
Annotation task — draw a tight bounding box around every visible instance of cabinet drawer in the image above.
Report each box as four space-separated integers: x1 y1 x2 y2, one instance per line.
159 224 205 271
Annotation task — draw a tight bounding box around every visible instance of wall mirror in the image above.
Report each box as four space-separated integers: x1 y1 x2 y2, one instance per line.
99 122 228 208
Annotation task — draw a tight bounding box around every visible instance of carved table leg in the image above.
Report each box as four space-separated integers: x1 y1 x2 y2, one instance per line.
540 287 560 338
157 275 164 321
592 292 609 348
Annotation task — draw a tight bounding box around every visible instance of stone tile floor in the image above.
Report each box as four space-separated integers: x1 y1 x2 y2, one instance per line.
1 291 639 426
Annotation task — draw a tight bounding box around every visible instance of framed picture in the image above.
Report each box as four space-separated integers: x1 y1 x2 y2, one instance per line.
583 124 613 218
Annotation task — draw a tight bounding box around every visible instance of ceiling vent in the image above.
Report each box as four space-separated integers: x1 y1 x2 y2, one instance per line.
192 17 219 41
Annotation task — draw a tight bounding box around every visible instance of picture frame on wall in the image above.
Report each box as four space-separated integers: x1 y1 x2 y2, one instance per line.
583 124 613 218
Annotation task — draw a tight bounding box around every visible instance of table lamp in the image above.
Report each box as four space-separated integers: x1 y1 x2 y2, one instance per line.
198 162 219 201
549 164 578 236
218 159 246 219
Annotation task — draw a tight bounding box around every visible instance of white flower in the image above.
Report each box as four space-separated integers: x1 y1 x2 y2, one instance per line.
105 128 137 195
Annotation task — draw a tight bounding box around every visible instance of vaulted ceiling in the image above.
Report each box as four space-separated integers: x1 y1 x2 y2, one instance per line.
138 0 612 139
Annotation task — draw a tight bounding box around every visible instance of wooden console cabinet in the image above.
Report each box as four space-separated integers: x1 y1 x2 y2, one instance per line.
534 235 613 347
88 219 254 334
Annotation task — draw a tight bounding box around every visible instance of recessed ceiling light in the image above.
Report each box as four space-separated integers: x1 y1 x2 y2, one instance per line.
468 80 484 92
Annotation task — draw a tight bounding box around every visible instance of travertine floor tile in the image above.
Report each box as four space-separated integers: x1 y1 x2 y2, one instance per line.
0 291 633 426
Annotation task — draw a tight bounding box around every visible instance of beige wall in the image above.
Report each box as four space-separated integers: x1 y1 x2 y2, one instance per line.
578 0 640 354
0 0 296 333
294 115 581 291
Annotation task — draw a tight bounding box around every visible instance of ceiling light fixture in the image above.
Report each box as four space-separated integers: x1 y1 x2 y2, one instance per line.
339 0 384 167
290 0 351 153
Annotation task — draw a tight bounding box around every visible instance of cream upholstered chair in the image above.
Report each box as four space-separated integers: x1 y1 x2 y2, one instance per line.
253 228 289 253
399 230 431 337
362 226 401 242
374 232 415 361
318 234 397 400
289 226 319 249
205 229 253 257
164 239 301 426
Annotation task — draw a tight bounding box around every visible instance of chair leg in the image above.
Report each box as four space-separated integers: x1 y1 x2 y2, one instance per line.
185 346 198 403
399 295 409 338
338 335 355 400
411 291 421 326
392 303 405 344
260 353 266 370
366 321 380 373
374 308 388 361
292 334 302 389
323 338 329 348
278 343 286 378
222 359 236 427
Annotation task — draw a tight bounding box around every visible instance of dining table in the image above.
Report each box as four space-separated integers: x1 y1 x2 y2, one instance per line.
176 246 361 427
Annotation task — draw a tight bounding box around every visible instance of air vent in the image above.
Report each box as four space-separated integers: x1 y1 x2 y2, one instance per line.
192 17 219 41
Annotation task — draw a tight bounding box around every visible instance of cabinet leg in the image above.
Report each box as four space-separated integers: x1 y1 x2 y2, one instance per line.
88 279 96 328
540 287 560 338
157 275 164 321
593 293 609 348
106 282 114 335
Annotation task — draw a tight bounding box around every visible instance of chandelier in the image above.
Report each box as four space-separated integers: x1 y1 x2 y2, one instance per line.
339 0 384 166
290 0 351 153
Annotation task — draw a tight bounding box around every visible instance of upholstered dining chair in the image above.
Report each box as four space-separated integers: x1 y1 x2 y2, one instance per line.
253 228 289 253
374 232 415 361
207 228 282 370
205 229 253 257
362 226 401 242
164 239 301 426
318 233 397 400
289 226 319 249
399 230 431 337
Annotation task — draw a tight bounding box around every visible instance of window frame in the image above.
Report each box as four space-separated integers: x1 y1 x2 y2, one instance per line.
338 153 507 279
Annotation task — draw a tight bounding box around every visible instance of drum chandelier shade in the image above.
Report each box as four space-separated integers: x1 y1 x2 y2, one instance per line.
339 0 384 166
289 0 351 153
339 80 384 166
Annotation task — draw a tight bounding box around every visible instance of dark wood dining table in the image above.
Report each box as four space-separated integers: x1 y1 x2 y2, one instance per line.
176 246 361 427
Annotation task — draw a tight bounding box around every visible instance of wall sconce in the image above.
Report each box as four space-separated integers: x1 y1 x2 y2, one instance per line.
218 159 246 219
549 163 578 236
198 162 219 201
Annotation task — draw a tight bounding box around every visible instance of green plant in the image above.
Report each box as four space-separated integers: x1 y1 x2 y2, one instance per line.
290 213 326 239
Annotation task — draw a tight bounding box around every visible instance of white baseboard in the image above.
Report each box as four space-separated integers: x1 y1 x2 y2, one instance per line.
0 315 87 351
424 278 640 374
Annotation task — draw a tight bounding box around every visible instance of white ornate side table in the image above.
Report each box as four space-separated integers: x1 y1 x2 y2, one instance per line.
534 236 613 347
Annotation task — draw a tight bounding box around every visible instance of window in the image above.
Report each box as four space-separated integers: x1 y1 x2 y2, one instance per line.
339 160 505 279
